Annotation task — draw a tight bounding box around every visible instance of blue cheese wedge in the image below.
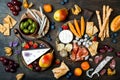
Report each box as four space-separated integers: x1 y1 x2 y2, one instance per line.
22 48 50 65
59 30 73 44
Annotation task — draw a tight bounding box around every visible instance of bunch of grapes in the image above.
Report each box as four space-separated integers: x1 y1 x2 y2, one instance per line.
7 0 22 16
0 57 19 73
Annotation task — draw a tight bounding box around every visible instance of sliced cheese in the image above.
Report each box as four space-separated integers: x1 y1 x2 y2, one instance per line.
22 48 50 65
88 41 99 56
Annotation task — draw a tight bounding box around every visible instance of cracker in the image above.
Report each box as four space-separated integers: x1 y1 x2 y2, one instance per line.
3 23 10 36
86 22 94 36
93 25 98 35
3 15 17 29
0 24 6 33
88 41 99 56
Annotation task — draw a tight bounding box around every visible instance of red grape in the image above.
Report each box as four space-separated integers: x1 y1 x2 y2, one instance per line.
11 0 18 5
107 47 114 52
14 5 21 11
9 60 14 65
2 59 9 66
116 52 120 57
35 66 41 72
13 63 19 68
103 45 110 50
12 11 19 16
5 66 11 72
7 2 13 7
33 61 38 65
9 64 14 68
10 6 16 11
98 48 106 53
0 57 5 62
10 68 16 73
17 1 22 7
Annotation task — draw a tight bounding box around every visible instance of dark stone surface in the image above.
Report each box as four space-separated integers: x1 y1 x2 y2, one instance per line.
0 0 120 80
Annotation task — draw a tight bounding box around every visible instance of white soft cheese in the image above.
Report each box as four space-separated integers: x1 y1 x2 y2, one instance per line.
59 30 73 44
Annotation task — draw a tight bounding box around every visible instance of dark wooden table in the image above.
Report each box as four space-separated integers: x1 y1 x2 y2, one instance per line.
0 0 120 80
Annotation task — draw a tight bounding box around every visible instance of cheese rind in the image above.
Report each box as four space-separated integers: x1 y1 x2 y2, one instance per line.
22 48 50 65
59 30 73 44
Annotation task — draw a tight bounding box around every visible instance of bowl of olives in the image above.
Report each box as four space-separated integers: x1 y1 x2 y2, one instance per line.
19 18 39 36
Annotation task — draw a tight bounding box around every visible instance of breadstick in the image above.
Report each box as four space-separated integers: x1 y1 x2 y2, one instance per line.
96 10 102 31
99 8 113 38
101 5 106 41
106 5 110 37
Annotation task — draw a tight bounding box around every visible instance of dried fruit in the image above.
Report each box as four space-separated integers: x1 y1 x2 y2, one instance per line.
71 4 81 15
81 61 90 70
107 68 116 76
43 4 52 13
4 47 12 56
23 0 33 9
74 68 82 76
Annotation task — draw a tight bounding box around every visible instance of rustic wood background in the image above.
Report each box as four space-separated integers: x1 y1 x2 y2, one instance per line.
0 0 120 80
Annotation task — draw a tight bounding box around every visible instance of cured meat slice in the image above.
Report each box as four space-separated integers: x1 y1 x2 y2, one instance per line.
70 51 76 61
72 42 79 53
75 47 88 61
110 59 116 69
100 69 106 76
94 55 103 64
70 43 88 61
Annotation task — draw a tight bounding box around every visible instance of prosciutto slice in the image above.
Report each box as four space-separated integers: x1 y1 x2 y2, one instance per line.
70 43 88 61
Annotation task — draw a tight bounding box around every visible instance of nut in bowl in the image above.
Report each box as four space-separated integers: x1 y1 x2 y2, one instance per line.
19 18 39 36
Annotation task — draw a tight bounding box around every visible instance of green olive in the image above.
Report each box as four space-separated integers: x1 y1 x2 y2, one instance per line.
27 19 33 24
23 21 29 28
32 22 37 28
28 25 32 30
23 29 29 34
20 22 24 30
30 28 35 33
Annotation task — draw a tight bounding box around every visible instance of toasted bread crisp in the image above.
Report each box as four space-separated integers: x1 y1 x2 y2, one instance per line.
0 24 6 33
3 23 10 36
52 62 69 79
88 41 99 56
3 15 17 29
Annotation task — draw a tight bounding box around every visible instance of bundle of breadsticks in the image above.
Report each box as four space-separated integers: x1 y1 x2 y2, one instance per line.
96 5 113 41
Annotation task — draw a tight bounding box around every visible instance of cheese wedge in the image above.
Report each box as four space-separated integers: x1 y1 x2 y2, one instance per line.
88 41 99 56
22 48 50 65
